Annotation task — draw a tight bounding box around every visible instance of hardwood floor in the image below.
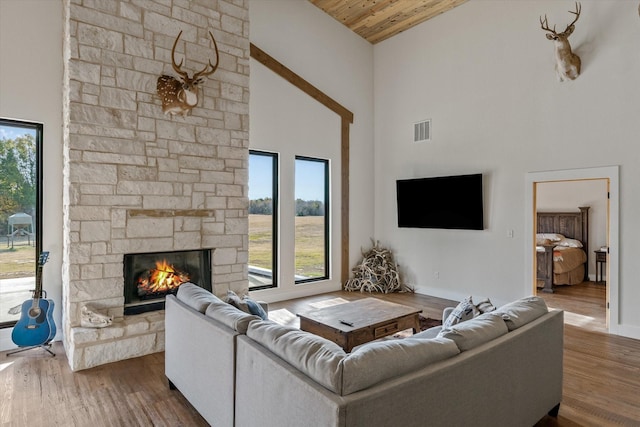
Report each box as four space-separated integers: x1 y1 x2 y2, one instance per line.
2 286 639 426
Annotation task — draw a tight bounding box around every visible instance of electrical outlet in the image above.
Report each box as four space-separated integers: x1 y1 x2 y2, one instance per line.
507 229 514 238
433 271 439 279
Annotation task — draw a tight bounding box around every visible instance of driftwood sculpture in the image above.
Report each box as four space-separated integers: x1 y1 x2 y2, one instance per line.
81 305 113 328
344 239 412 293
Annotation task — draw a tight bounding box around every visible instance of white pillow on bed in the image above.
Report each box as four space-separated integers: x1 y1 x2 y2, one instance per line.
536 233 564 244
555 237 583 248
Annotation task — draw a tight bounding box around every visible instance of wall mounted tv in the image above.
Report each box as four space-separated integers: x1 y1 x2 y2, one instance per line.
396 173 484 230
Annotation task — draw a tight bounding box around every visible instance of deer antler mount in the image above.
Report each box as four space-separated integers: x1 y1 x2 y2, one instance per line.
540 2 582 82
157 31 219 117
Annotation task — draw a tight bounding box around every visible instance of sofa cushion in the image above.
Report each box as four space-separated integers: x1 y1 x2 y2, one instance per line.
247 320 346 394
341 336 459 395
176 282 221 313
442 296 479 328
205 300 260 334
493 296 548 331
438 312 509 352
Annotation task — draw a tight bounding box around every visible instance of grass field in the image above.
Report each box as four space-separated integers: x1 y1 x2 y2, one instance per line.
0 244 35 279
249 214 325 278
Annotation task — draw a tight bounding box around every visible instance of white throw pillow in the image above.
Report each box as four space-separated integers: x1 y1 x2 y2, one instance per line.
442 296 479 328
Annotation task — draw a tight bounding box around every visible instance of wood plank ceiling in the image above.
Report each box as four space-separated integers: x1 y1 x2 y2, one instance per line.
309 0 468 44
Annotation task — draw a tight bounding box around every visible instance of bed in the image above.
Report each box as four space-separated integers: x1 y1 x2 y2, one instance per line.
536 207 589 293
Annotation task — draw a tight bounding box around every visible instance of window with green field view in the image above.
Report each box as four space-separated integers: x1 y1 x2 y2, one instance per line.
294 156 329 283
0 119 43 328
248 151 278 290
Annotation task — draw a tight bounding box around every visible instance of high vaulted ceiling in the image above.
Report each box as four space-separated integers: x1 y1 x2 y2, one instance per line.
309 0 469 44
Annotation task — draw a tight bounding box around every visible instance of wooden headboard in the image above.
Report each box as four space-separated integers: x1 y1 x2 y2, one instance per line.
536 206 590 280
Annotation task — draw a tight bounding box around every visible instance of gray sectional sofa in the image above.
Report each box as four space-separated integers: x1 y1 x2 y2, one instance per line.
165 284 564 427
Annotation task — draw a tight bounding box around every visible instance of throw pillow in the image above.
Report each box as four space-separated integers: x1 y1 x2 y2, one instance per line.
475 297 496 314
225 290 251 314
442 296 479 329
243 296 268 320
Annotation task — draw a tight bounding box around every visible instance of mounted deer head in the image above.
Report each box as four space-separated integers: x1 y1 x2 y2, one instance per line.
157 31 219 117
540 2 582 82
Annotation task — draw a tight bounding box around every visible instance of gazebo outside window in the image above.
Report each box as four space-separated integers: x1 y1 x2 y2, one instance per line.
7 212 34 248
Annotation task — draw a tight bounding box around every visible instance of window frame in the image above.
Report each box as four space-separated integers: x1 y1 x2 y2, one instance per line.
248 149 279 291
294 155 330 285
0 118 43 329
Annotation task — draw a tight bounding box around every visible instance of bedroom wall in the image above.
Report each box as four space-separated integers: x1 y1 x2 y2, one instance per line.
537 179 609 280
373 0 640 337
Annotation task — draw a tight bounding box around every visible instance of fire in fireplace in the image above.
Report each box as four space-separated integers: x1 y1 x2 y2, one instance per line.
123 249 212 315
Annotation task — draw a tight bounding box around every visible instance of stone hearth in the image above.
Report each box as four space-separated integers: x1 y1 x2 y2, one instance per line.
62 0 250 371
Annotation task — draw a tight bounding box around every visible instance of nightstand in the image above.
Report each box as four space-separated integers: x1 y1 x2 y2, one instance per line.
594 250 607 284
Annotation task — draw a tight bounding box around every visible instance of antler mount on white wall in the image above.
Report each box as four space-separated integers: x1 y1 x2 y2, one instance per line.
540 2 582 82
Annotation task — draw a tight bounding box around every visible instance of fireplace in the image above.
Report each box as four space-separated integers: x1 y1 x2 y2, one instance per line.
123 249 212 315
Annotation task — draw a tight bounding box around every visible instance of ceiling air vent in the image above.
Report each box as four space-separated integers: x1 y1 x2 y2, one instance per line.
414 119 431 143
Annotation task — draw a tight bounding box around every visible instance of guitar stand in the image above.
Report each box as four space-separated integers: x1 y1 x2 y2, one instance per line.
6 342 55 358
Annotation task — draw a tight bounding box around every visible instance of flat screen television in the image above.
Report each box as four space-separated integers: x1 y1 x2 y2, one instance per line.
396 173 484 230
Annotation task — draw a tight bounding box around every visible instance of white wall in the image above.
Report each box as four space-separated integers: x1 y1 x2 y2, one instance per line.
373 0 640 337
537 179 608 279
249 0 375 301
0 0 64 351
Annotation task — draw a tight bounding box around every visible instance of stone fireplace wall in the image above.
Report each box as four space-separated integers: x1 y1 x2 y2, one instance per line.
62 0 249 371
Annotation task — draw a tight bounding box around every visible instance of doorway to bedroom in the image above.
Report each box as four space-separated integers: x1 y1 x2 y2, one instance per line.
525 166 619 335
535 180 607 333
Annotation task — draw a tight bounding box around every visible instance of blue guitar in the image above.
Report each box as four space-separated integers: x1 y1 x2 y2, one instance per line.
11 251 56 347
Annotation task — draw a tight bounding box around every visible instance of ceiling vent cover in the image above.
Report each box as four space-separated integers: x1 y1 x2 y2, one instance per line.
414 119 431 143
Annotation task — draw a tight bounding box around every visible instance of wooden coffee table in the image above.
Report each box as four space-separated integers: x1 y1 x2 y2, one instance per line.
297 298 422 352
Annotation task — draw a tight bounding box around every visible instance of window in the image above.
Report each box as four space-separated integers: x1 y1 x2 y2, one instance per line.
294 156 329 283
248 150 278 290
0 118 43 328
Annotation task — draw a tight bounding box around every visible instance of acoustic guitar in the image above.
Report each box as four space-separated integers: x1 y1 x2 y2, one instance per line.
11 251 56 347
